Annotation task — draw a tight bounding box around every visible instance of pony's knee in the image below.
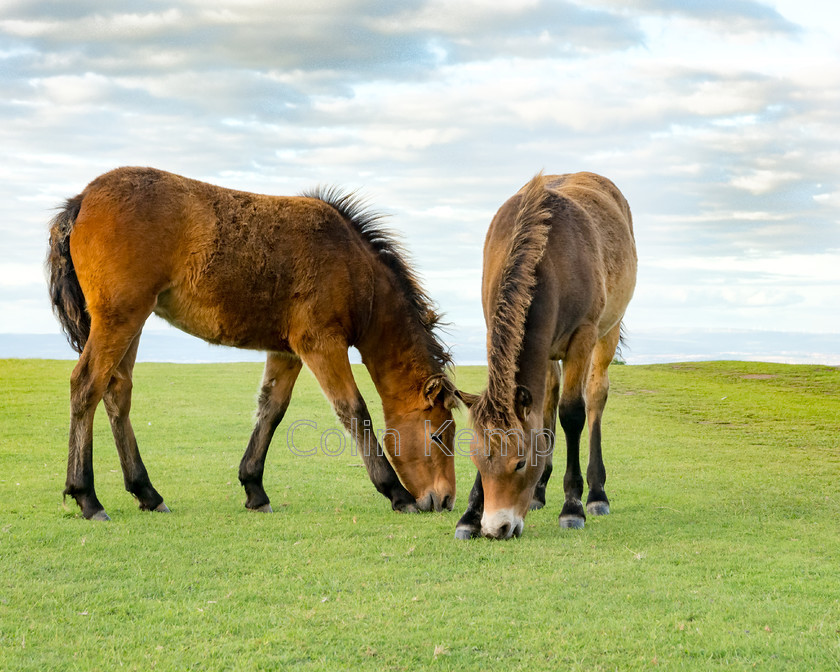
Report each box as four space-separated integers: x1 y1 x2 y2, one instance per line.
332 393 368 428
558 397 586 435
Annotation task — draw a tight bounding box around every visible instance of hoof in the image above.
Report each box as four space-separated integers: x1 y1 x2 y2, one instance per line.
89 510 111 522
586 501 610 516
249 503 273 513
454 526 479 540
397 502 419 514
529 499 545 511
559 515 585 530
154 502 171 513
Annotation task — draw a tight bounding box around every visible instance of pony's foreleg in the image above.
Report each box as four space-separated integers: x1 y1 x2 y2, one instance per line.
454 470 484 539
65 323 142 520
531 360 560 511
102 333 167 513
558 325 597 530
584 324 622 517
300 348 417 512
239 352 302 512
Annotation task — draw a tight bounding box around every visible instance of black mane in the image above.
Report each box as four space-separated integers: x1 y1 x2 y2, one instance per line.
303 186 452 370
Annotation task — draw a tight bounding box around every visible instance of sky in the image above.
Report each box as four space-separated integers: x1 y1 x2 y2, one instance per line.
1 0 838 364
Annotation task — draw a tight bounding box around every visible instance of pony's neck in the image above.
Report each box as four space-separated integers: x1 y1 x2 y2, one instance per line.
486 314 551 422
513 342 550 414
355 283 440 416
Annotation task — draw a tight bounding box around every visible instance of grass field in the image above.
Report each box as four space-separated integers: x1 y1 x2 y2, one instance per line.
1 358 839 670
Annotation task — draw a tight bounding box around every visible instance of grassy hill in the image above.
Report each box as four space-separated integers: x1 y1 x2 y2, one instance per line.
1 359 838 670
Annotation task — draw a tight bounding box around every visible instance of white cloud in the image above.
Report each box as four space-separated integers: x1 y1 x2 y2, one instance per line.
646 251 840 280
0 263 45 287
813 192 840 208
730 170 802 194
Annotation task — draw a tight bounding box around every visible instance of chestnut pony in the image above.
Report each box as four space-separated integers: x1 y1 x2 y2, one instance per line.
47 167 458 521
455 172 637 539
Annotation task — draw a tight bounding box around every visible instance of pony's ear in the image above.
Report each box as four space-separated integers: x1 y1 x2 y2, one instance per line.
454 388 481 408
422 374 446 408
442 383 460 410
424 375 471 410
423 374 462 410
514 385 532 422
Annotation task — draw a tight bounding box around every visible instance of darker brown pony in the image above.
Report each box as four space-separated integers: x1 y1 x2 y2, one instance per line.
455 172 637 539
47 167 458 521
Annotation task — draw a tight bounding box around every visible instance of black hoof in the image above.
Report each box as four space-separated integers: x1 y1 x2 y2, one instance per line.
69 489 107 521
454 526 479 540
153 502 171 513
248 503 273 513
559 498 586 529
559 515 585 529
586 501 610 516
529 499 545 511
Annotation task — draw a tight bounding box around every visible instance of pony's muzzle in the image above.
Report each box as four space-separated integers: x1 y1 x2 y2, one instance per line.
481 509 524 540
416 490 455 512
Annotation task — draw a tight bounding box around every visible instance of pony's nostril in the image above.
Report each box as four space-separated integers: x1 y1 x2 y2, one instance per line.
441 494 452 511
418 494 433 512
497 522 510 539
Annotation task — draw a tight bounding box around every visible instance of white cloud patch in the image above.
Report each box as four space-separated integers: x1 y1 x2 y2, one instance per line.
647 251 840 282
579 0 800 35
0 263 45 287
730 169 802 194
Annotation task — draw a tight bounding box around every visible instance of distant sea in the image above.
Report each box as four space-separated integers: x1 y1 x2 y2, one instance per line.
1 329 838 366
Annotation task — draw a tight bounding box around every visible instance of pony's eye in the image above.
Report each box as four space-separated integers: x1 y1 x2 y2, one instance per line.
515 459 526 472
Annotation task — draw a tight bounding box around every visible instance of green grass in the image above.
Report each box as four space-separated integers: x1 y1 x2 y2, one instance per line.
1 359 839 671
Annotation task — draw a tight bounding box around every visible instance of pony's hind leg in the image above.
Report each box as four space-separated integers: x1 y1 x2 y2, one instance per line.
102 332 168 513
299 345 417 512
239 352 303 512
584 324 622 517
531 360 560 511
65 322 146 520
558 325 597 530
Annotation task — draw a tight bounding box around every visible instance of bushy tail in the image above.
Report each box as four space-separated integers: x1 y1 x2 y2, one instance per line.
47 194 89 353
613 321 629 363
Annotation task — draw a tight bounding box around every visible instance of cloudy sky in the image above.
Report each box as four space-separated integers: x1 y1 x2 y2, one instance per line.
1 0 838 363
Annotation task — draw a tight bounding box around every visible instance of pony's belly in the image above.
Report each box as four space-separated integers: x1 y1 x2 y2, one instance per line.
153 290 288 352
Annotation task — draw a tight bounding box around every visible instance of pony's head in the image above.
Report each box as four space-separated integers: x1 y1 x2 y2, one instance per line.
459 386 550 538
380 372 458 512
